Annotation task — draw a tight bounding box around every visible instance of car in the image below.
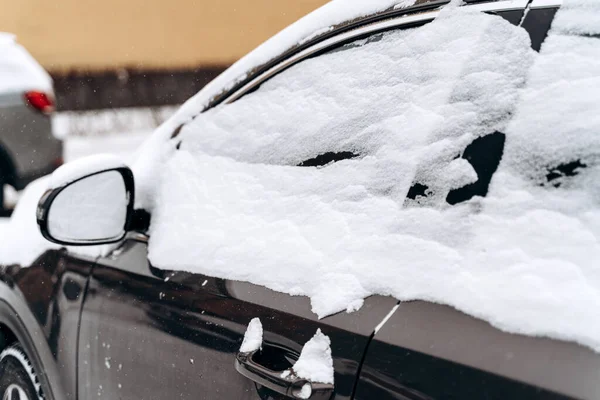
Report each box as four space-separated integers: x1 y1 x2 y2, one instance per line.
0 33 63 215
1 0 600 399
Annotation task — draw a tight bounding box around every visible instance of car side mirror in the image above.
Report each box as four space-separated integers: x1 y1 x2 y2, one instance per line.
37 160 136 246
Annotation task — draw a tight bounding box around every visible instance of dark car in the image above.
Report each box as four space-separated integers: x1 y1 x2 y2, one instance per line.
0 34 63 215
1 0 600 399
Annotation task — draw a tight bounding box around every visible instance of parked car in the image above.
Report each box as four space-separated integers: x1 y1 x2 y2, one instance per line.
1 0 599 399
0 33 62 215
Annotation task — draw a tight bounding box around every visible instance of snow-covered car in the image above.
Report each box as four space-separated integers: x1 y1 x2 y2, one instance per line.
1 0 600 399
0 33 62 215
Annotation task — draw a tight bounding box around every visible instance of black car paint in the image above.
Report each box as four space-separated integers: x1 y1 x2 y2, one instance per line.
76 239 399 399
355 302 600 400
0 249 97 400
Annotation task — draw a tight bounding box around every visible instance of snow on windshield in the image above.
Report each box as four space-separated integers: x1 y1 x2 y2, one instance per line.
143 3 600 352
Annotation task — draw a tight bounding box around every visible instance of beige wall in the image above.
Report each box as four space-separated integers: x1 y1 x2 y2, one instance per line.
0 0 327 72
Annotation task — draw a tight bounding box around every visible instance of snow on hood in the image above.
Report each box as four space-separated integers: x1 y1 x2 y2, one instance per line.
0 33 52 93
141 1 600 353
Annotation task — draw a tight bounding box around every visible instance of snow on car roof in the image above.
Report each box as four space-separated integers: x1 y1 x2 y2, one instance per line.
0 32 52 93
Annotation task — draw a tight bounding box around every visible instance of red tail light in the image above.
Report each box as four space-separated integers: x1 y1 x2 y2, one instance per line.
24 91 55 114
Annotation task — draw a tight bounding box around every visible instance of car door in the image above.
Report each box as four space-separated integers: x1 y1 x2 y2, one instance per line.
77 3 532 399
77 236 398 399
353 2 600 399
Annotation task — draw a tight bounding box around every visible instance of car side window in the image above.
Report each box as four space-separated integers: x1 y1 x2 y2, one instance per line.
176 12 533 209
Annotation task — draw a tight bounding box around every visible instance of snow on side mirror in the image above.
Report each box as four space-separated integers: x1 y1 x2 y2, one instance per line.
36 155 135 246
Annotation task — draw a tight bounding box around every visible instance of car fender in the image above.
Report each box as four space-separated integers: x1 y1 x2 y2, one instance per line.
0 279 68 400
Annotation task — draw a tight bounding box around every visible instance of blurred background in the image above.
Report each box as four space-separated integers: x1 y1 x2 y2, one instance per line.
1 0 327 131
0 0 327 212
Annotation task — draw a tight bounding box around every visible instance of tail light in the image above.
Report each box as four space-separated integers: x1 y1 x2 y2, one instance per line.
24 91 55 114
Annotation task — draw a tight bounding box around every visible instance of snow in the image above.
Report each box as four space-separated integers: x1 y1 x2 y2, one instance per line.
0 178 60 265
0 0 598 355
0 173 123 265
394 0 417 10
0 119 150 266
292 329 334 385
173 0 429 114
141 2 600 353
53 106 176 139
551 0 600 37
47 170 128 242
0 32 52 93
49 154 126 189
130 0 451 197
239 318 263 353
298 384 312 399
64 132 150 162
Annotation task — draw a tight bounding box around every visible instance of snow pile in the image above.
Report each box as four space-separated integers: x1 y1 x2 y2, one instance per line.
0 176 116 266
292 329 334 385
131 0 443 204
239 318 263 353
297 384 312 400
48 170 128 243
49 154 126 189
0 178 61 266
0 33 52 93
551 0 600 37
144 3 600 352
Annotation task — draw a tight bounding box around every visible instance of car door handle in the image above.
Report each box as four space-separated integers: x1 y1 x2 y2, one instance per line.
235 349 334 400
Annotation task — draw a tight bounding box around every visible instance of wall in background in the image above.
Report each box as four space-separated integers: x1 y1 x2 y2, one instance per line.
0 0 327 72
1 0 327 110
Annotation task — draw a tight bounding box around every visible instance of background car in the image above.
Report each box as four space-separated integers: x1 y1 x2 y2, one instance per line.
0 33 62 215
1 0 600 400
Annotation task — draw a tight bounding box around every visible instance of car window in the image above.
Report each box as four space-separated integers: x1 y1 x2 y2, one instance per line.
174 14 528 208
145 5 600 348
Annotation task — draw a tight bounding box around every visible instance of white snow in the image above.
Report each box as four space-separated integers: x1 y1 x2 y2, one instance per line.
0 32 52 93
0 177 60 265
0 124 148 266
239 318 263 353
0 175 119 266
394 0 417 10
47 170 128 242
292 329 334 385
64 132 150 162
0 0 599 355
129 0 450 203
140 2 600 353
49 154 126 189
298 384 312 399
173 0 429 116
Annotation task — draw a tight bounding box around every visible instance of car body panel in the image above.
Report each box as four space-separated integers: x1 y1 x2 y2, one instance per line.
0 91 62 190
0 249 96 400
78 238 398 399
355 301 600 399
